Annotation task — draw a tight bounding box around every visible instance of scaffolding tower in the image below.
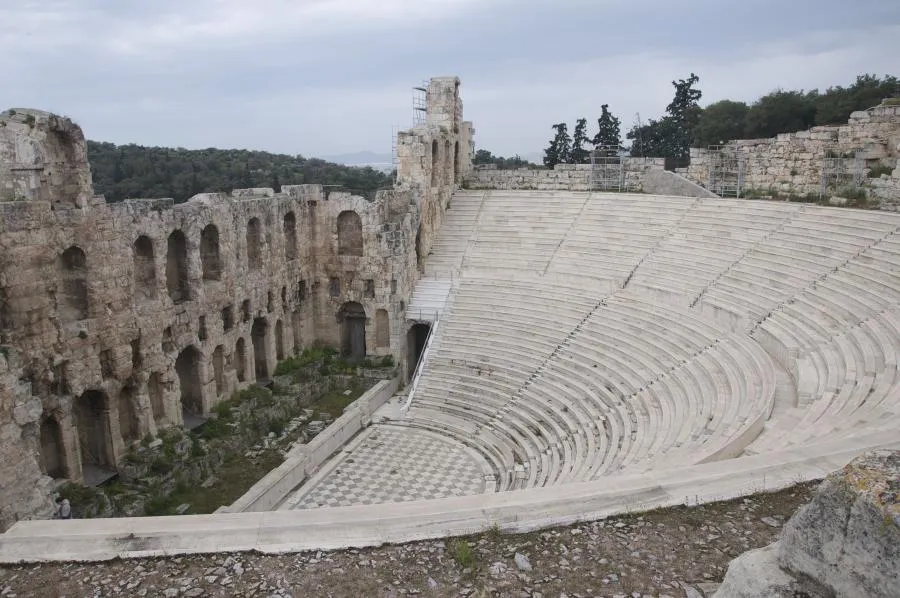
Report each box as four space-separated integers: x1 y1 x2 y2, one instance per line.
820 149 863 197
412 80 428 126
590 146 625 191
707 145 746 198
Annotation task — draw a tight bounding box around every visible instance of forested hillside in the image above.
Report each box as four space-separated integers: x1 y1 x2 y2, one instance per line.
87 141 394 203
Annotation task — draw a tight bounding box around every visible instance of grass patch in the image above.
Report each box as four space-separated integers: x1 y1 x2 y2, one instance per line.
450 539 476 569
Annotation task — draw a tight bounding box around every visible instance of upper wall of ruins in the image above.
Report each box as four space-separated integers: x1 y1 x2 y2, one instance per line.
0 77 470 530
684 102 900 206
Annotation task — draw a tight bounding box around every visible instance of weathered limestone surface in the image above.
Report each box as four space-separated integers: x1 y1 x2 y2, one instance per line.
0 77 470 530
685 102 900 207
641 169 718 198
716 450 900 598
463 159 666 192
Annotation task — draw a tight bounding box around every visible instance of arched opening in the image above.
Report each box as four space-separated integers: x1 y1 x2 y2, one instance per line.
118 384 139 444
415 224 425 271
166 230 190 303
283 212 298 261
337 211 363 256
454 141 460 181
212 345 225 396
251 317 269 381
132 235 156 301
406 323 431 382
59 246 88 320
148 372 164 424
235 337 247 382
275 320 285 361
39 415 66 479
175 346 202 417
291 310 303 353
200 224 222 281
339 302 367 361
246 217 263 270
430 139 439 186
444 140 451 183
74 390 114 474
375 309 390 348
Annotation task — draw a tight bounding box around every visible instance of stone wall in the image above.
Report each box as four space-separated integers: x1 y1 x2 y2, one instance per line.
684 102 900 206
462 158 666 192
0 77 469 529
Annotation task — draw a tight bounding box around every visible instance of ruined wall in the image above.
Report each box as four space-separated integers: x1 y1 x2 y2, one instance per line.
463 159 666 192
0 77 467 529
684 102 900 205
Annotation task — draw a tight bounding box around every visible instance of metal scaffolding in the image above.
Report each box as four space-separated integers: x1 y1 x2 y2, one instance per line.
412 81 428 126
820 149 863 197
590 146 625 191
707 145 746 198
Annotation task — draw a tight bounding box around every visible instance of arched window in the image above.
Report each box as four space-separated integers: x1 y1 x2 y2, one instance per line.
444 139 451 183
59 246 88 320
200 224 222 281
431 139 439 186
246 218 263 270
132 236 156 300
283 212 298 260
337 211 363 256
166 230 190 303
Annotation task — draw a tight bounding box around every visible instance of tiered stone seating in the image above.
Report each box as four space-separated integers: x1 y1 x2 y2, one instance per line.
399 191 900 493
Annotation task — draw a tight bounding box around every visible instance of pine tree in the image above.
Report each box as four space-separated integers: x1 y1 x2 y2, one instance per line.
570 118 590 164
592 104 622 154
665 73 702 159
543 123 571 168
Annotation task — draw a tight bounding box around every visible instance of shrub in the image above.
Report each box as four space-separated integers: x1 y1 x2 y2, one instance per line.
867 164 894 178
451 539 475 568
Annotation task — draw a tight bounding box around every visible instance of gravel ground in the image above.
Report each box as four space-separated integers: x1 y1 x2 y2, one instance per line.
0 482 818 598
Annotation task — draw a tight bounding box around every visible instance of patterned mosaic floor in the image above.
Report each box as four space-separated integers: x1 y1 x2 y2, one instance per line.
284 424 488 509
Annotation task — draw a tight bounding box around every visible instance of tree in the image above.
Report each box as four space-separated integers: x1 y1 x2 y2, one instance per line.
473 149 496 165
473 149 538 169
692 100 749 147
627 116 679 158
592 104 621 151
744 90 816 139
543 123 571 169
570 118 591 164
813 74 899 125
666 73 702 159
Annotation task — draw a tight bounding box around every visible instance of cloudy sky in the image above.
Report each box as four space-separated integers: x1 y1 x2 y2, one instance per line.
1 0 897 160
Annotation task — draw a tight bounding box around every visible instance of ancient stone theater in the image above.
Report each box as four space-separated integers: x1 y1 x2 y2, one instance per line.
0 77 898 560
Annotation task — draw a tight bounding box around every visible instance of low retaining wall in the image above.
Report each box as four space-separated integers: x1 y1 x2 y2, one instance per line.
641 169 718 198
221 378 399 513
464 159 666 192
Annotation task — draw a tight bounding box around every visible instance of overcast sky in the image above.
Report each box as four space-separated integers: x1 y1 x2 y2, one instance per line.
1 0 897 159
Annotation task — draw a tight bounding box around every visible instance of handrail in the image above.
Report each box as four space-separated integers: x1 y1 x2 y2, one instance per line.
400 310 440 416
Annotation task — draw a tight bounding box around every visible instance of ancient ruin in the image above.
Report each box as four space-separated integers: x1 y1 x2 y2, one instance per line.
1 79 899 576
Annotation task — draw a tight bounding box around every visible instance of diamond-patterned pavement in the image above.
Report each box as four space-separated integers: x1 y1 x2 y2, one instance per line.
285 424 488 509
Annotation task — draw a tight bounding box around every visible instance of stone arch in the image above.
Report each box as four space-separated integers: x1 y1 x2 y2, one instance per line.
375 309 390 348
283 211 298 261
275 320 285 361
166 230 190 303
58 245 88 320
175 346 202 416
339 302 367 361
251 318 269 381
132 235 156 301
235 337 247 382
74 390 114 470
454 140 460 181
200 224 222 281
212 345 225 396
337 211 363 256
444 139 451 183
118 384 139 443
148 371 164 424
39 415 66 479
431 139 439 186
406 323 431 382
246 217 263 270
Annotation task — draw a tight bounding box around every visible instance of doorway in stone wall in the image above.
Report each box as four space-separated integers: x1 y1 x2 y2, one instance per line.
415 225 424 271
74 390 116 485
252 317 270 382
39 415 66 479
175 346 205 429
406 323 431 382
339 302 367 361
